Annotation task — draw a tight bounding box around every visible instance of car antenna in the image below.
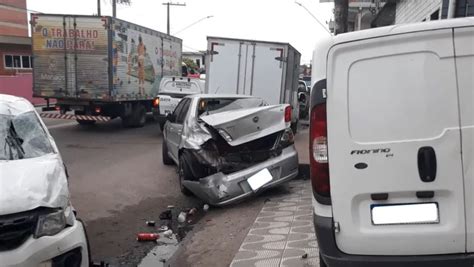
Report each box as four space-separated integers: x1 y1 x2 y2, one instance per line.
214 86 221 94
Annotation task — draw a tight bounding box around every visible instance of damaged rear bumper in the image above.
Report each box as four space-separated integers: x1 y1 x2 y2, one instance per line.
182 145 299 206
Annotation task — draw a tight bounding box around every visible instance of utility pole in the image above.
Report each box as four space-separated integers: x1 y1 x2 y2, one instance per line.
113 0 117 18
162 2 186 35
97 0 101 16
334 0 348 35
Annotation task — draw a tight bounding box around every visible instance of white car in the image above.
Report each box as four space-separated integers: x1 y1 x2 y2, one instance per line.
310 18 474 266
152 76 205 131
0 94 90 267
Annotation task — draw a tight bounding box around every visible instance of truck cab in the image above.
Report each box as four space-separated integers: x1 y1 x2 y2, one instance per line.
152 76 205 130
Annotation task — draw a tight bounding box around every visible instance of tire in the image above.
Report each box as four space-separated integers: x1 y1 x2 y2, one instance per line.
135 104 146 128
121 104 146 128
76 119 96 125
178 155 193 196
121 115 133 128
162 141 174 165
319 253 327 267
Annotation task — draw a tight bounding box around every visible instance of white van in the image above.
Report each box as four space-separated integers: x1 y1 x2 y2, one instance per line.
152 76 205 130
310 18 474 266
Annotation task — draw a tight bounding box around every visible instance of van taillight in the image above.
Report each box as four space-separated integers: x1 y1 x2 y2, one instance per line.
310 103 330 198
284 106 292 122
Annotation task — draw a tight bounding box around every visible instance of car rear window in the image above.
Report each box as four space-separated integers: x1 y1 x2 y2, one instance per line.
198 98 266 116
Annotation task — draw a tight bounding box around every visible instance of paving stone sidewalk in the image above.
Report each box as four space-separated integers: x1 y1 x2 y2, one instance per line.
230 179 319 267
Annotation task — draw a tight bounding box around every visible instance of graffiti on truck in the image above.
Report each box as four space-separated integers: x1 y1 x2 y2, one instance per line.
112 21 181 99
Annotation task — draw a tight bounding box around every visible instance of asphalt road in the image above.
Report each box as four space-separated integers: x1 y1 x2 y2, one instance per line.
42 116 310 266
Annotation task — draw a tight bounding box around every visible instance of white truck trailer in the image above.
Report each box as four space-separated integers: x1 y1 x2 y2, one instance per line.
31 14 182 127
205 36 301 132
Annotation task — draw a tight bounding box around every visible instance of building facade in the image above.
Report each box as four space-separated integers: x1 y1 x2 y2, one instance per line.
373 0 474 27
0 0 44 105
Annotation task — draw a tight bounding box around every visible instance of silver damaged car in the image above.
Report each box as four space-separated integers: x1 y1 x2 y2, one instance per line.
162 94 299 206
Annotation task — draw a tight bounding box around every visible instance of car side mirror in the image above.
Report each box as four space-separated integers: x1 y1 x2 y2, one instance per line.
167 113 176 123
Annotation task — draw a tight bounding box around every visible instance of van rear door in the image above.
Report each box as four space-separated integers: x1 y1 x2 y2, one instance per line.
327 29 465 255
455 26 474 252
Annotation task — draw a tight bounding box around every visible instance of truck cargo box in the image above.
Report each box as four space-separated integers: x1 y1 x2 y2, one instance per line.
31 14 182 102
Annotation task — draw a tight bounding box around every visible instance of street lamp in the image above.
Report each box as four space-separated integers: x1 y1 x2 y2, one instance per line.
173 15 214 35
295 1 332 35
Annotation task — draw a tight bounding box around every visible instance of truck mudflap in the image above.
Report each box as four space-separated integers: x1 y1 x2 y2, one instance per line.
40 113 111 122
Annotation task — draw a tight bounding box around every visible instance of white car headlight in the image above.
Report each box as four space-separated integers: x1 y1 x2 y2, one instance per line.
34 210 66 238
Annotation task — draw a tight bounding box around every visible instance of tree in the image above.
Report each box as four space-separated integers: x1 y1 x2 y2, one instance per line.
182 58 198 70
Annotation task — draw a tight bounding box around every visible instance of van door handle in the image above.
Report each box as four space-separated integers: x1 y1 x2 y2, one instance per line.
418 146 437 182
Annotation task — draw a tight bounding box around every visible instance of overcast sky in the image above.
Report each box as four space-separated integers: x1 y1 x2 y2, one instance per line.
27 0 334 63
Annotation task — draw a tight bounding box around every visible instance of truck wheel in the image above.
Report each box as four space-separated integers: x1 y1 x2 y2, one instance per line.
76 119 96 126
121 115 133 128
135 104 146 128
162 141 174 165
178 155 193 196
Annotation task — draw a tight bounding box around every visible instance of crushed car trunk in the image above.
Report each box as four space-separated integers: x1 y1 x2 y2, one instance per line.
199 105 288 146
183 130 284 179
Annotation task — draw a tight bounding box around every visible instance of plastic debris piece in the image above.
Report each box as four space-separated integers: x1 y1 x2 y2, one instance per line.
302 253 308 259
163 229 173 238
178 212 187 223
188 208 197 215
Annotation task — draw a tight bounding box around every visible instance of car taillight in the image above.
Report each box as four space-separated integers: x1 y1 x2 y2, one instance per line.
153 98 160 107
310 103 330 198
284 106 291 122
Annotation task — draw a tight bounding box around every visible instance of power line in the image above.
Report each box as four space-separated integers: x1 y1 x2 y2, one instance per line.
294 1 332 35
174 15 214 35
182 44 203 53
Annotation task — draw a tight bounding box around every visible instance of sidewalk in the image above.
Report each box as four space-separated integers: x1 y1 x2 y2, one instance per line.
230 178 319 267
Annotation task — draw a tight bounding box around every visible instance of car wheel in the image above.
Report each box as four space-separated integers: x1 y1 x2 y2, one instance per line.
319 253 327 267
162 141 174 165
178 155 193 196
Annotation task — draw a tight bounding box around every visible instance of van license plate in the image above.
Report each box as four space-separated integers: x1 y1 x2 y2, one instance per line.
247 168 273 191
371 203 439 225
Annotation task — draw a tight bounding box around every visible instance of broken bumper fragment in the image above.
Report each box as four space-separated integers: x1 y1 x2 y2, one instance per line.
182 145 299 206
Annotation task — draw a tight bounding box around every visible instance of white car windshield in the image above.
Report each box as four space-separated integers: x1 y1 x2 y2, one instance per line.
0 111 54 160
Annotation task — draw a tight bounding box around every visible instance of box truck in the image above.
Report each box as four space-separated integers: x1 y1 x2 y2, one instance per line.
31 14 182 127
205 36 301 132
